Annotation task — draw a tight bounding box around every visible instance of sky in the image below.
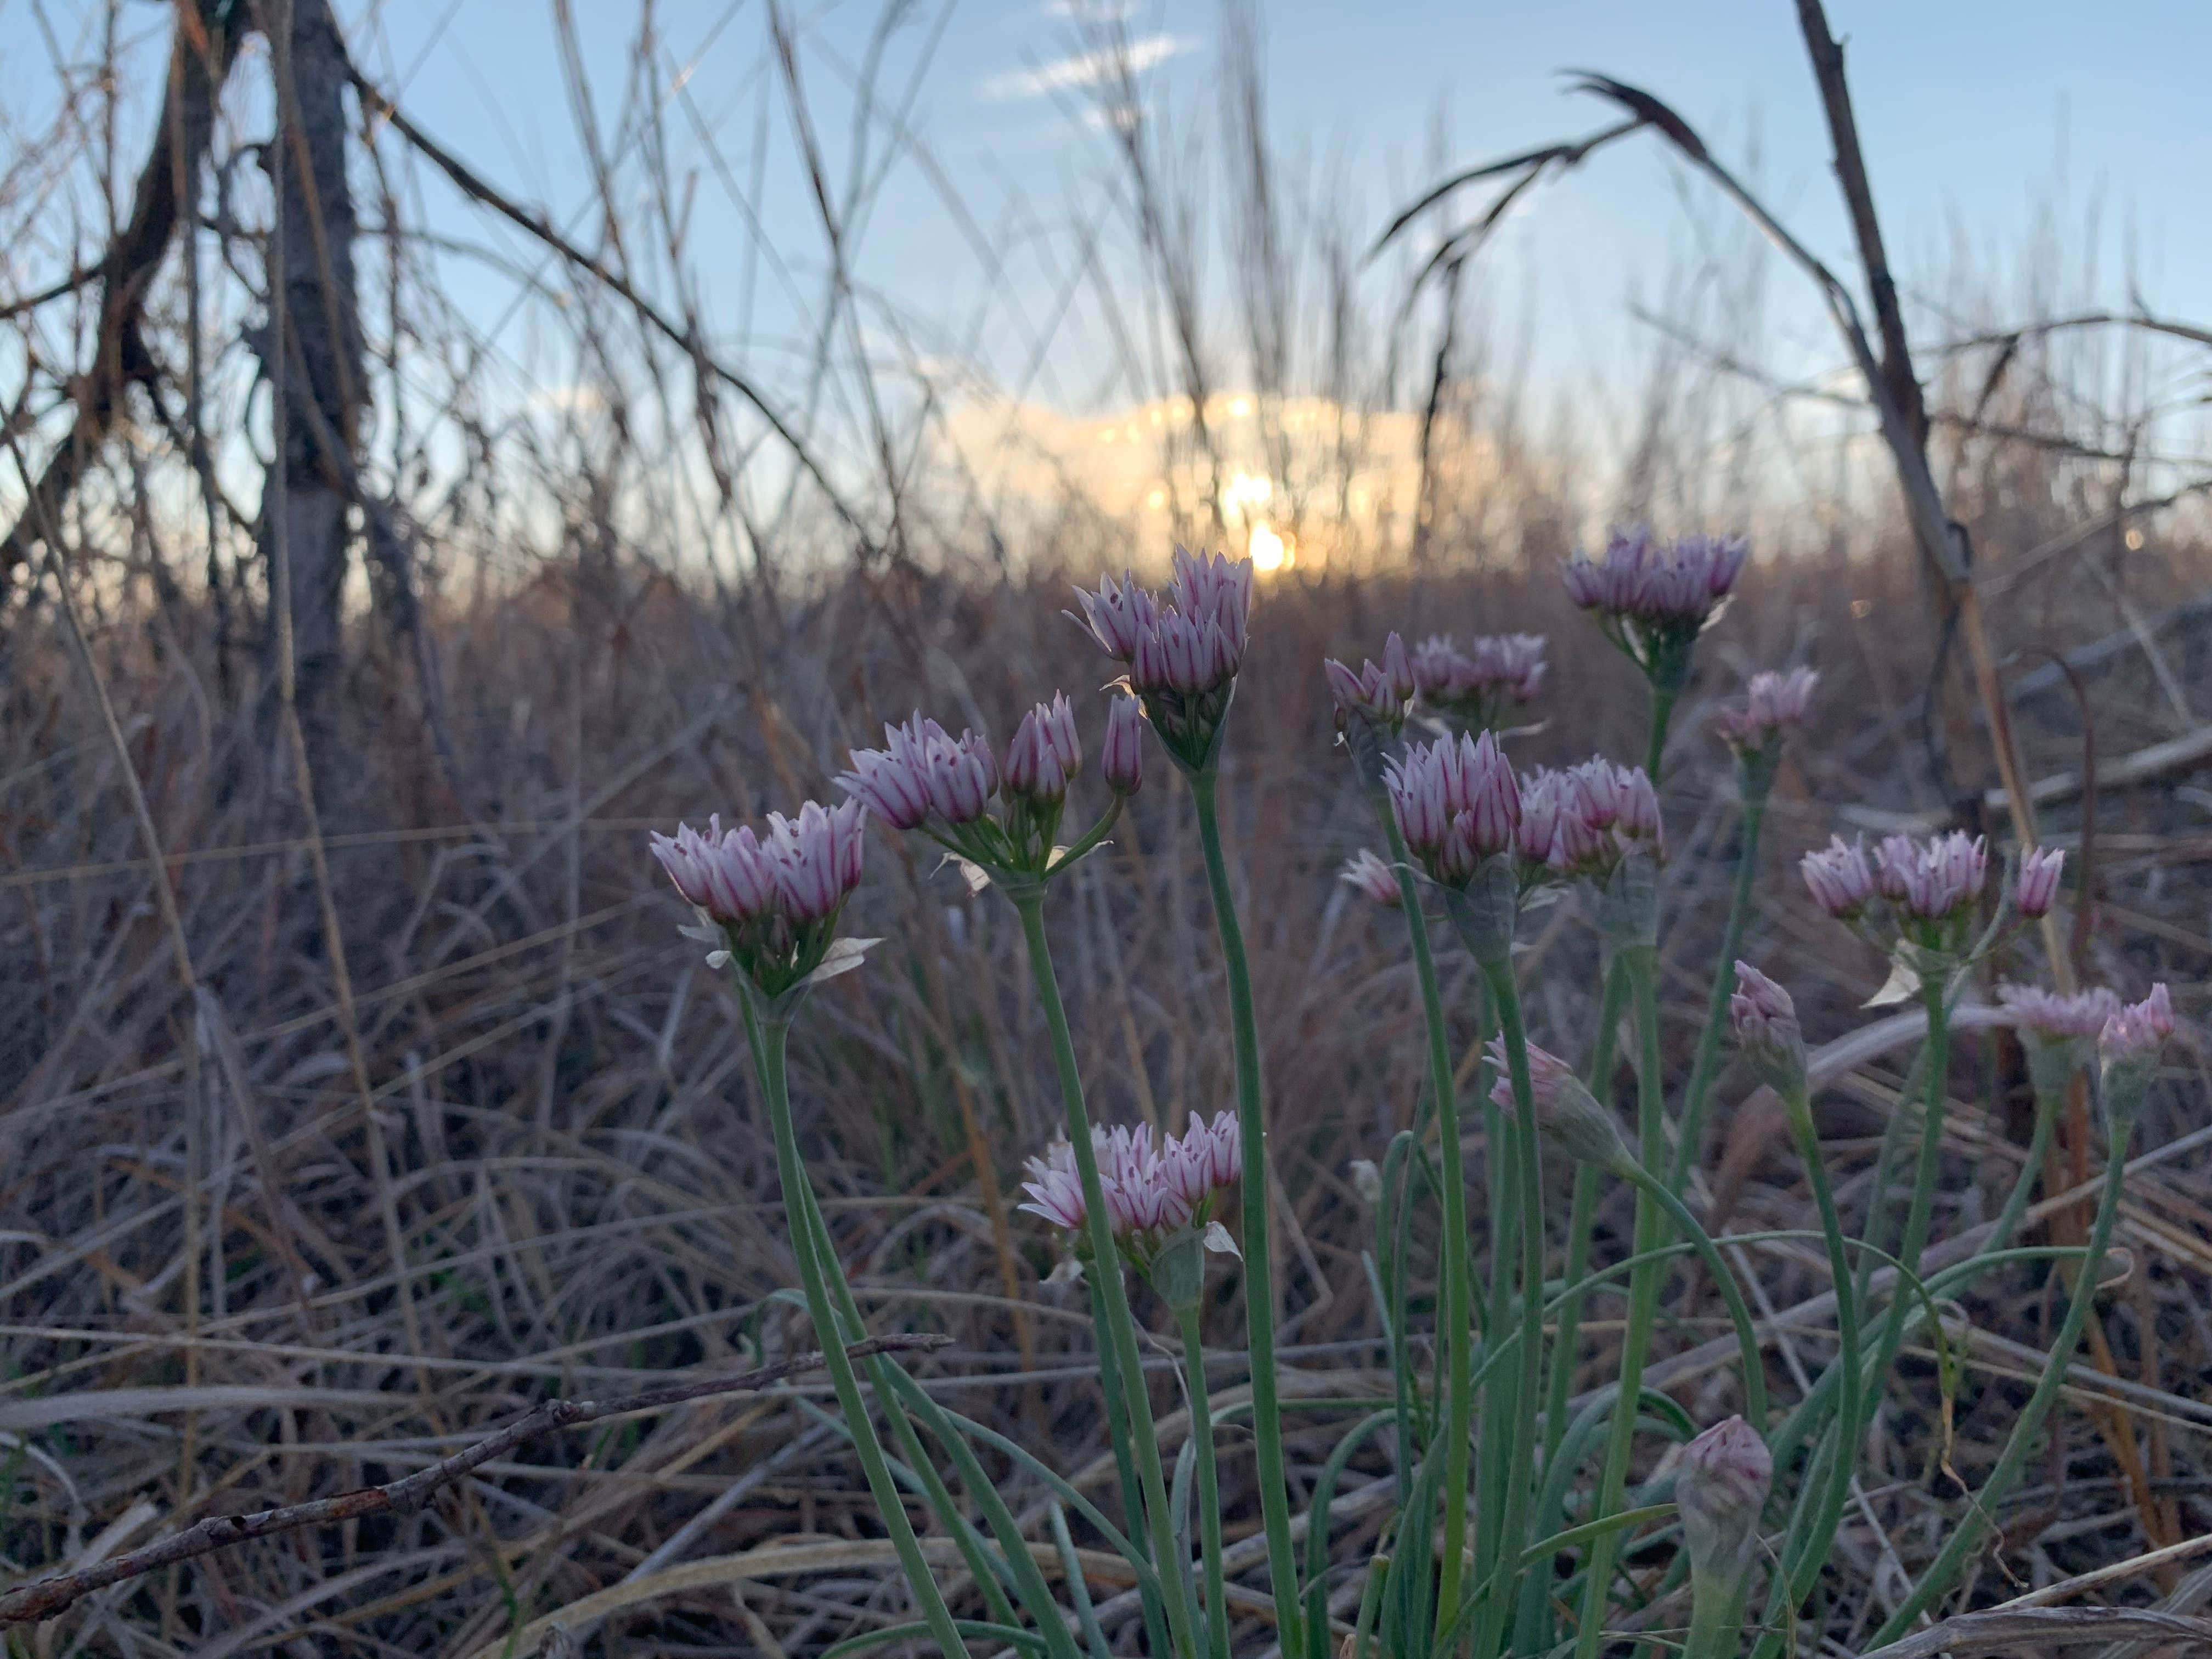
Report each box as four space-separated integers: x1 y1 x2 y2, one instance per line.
5 0 2208 559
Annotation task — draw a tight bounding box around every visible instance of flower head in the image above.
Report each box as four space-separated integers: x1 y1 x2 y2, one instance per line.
1072 547 1254 772
649 800 868 998
840 698 1120 883
2000 982 2122 1095
1716 668 1818 758
2100 984 2175 1068
1324 631 1416 732
1801 835 1875 919
1411 633 1548 729
1340 848 1403 907
1676 1417 1772 1589
1730 961 1806 1093
1562 524 1748 690
1384 730 1520 885
2015 846 2065 919
1019 1110 1242 1267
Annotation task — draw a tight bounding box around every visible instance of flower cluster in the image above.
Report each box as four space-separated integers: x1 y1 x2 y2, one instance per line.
650 802 868 997
1805 830 2067 964
1384 730 1520 887
1019 1111 1242 1266
2001 983 2124 1095
839 696 1141 883
1716 668 1818 760
1324 631 1415 733
1071 547 1254 771
1516 759 1663 879
1410 632 1548 730
1562 524 1748 691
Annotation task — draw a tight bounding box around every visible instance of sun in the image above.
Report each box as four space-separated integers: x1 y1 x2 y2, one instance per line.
1248 521 1295 573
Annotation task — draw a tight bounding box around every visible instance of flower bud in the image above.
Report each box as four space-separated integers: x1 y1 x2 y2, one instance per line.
1005 707 1071 804
1101 694 1146 794
1324 631 1415 731
1340 849 1402 907
1676 1415 1772 1589
2099 983 2174 1121
1489 1037 1630 1170
1729 961 1806 1093
2015 845 2064 919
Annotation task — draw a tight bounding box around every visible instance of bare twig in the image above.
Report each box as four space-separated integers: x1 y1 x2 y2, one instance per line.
0 1334 951 1627
1850 1606 2212 1659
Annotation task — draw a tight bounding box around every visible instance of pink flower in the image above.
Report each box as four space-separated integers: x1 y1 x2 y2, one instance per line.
1800 835 1875 918
1999 983 2123 1042
1340 849 1403 906
765 800 868 923
1074 549 1250 697
1385 731 1522 881
1561 524 1747 627
1101 695 1146 794
1716 668 1818 752
2015 846 2065 919
1411 633 1548 709
1006 695 1080 804
2100 983 2175 1065
1485 1035 1628 1166
1324 632 1415 726
651 816 780 924
1019 1113 1239 1255
1874 831 1987 922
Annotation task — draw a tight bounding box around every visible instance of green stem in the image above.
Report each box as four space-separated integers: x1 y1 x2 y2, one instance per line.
1091 1276 1175 1659
1572 944 1667 1659
1014 895 1202 1659
1373 805 1476 1650
1669 783 1769 1189
1189 769 1304 1649
1987 1084 2067 1259
1479 957 1549 1659
1644 684 1680 784
1865 1109 2135 1645
1178 1307 1231 1659
743 1002 969 1657
1547 957 1628 1462
1620 1166 1768 1430
1683 1566 1749 1659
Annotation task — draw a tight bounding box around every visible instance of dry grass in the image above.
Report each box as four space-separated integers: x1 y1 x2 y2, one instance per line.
4 520 2210 1652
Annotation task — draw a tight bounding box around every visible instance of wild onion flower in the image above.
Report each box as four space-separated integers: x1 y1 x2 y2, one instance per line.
1801 834 1876 919
1874 831 1987 923
1562 524 1747 693
1487 1035 1630 1170
650 802 870 1000
1514 759 1661 883
2001 983 2123 1095
1324 631 1415 732
1716 668 1818 760
1410 632 1548 730
1070 546 1254 772
2015 845 2066 918
1676 1414 1773 1593
1729 961 1807 1093
1339 849 1402 907
1384 730 1520 888
1019 1111 1241 1268
839 695 1130 886
2099 983 2174 1126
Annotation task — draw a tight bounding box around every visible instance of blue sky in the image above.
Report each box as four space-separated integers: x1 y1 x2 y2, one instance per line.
347 0 2210 420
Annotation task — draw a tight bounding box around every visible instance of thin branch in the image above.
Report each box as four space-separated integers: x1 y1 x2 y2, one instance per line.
0 1333 952 1628
341 55 873 544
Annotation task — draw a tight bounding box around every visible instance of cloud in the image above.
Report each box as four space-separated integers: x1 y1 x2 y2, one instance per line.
980 32 1195 102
